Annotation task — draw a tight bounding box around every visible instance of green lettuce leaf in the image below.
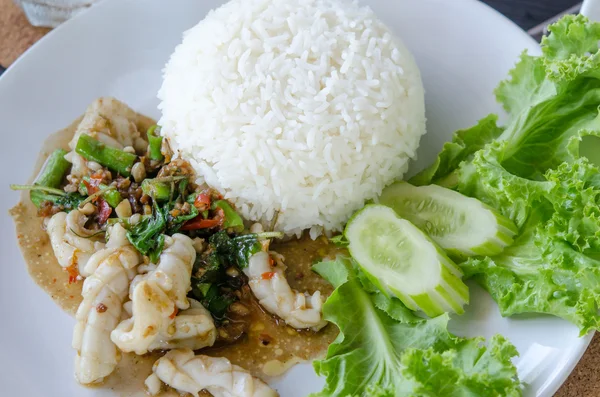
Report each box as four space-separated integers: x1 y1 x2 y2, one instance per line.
311 257 521 397
542 14 600 60
541 14 600 81
410 115 504 186
412 14 600 334
494 51 554 116
461 158 600 333
416 15 600 182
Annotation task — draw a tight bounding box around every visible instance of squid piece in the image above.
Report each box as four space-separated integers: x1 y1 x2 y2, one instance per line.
64 97 154 177
69 97 151 153
244 251 327 331
111 281 216 354
145 349 278 397
111 234 215 354
132 234 197 310
72 224 141 384
64 150 93 179
46 210 105 275
152 299 217 351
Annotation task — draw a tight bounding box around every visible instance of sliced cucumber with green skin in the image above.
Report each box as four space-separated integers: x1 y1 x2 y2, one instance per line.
379 181 518 258
345 205 469 317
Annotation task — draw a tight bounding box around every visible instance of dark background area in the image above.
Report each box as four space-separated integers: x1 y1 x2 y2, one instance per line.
482 0 581 30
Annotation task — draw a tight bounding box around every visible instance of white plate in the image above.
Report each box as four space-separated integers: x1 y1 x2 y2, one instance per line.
0 0 592 396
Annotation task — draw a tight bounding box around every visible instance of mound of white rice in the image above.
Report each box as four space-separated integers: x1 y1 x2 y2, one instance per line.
158 0 426 237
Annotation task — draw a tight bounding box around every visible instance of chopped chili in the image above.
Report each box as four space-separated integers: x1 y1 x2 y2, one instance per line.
38 201 57 217
194 193 211 210
96 198 112 224
66 257 79 284
83 176 102 196
181 215 222 230
262 272 276 280
82 180 95 196
169 305 179 319
90 172 105 184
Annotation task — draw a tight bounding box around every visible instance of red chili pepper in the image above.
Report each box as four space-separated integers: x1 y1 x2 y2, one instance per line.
96 198 112 224
83 180 98 196
66 257 79 284
90 172 104 184
181 217 221 231
169 305 179 319
262 272 276 280
194 193 211 209
84 175 103 197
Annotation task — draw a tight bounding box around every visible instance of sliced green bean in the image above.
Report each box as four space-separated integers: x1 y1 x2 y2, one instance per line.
213 200 244 232
78 185 118 208
147 125 164 162
142 179 171 201
79 176 122 208
29 149 70 208
75 134 137 176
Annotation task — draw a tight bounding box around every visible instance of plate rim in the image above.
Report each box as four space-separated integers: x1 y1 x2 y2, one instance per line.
0 1 594 396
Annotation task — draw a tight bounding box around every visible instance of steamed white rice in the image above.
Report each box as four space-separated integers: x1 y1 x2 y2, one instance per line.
158 0 426 237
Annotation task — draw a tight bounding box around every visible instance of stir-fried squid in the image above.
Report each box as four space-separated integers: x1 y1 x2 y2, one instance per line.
64 150 94 179
244 251 327 331
69 97 149 153
72 224 141 384
111 234 216 354
122 298 217 351
64 98 151 179
46 210 105 275
12 96 339 395
145 349 278 397
133 234 197 310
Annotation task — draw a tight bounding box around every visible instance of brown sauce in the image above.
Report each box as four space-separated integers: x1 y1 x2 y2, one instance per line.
10 116 341 395
10 119 85 315
204 236 340 380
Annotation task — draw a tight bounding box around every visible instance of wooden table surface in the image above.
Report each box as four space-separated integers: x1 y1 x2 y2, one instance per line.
1 0 600 395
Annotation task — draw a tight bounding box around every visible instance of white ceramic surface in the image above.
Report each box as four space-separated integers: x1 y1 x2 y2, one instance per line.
0 0 592 396
582 0 600 23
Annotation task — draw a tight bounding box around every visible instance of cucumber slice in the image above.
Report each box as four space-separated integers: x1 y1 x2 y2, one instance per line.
345 205 469 317
379 182 518 257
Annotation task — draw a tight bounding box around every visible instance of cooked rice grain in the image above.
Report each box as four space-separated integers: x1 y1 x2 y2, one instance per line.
158 0 426 237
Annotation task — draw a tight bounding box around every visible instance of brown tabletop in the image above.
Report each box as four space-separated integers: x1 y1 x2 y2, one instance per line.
1 0 600 395
0 0 49 67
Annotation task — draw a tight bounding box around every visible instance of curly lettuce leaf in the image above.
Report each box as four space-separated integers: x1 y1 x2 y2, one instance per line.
410 15 600 334
461 158 600 334
400 335 520 397
492 16 600 179
410 115 504 186
494 51 555 116
311 258 521 397
542 14 600 60
417 15 600 183
541 14 600 81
